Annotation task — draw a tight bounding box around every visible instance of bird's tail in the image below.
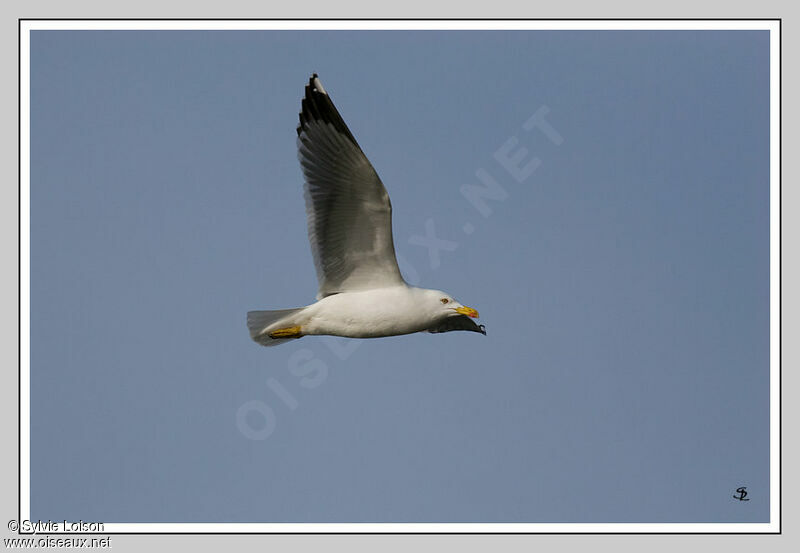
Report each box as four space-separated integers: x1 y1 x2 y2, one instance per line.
247 307 306 347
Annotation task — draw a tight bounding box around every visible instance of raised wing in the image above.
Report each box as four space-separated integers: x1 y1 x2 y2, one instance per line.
296 74 405 299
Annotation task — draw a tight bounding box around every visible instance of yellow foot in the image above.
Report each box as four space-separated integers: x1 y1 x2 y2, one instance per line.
268 326 303 339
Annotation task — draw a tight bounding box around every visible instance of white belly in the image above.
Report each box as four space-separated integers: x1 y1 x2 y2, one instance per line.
302 286 433 338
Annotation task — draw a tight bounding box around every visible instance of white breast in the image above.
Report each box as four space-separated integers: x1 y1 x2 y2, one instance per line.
302 286 434 338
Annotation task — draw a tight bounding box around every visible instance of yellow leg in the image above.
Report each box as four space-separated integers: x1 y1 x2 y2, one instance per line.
269 326 303 339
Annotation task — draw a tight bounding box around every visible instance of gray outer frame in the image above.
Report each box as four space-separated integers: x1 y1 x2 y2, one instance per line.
2 3 790 553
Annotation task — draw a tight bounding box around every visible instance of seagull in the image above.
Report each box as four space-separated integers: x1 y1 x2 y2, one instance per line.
247 74 485 347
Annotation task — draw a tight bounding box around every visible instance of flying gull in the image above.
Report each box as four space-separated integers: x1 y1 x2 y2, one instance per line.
248 74 485 347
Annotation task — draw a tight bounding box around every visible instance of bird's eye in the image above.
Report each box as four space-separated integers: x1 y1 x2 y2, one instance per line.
440 298 450 304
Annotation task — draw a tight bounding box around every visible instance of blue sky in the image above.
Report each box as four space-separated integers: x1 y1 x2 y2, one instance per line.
29 29 770 523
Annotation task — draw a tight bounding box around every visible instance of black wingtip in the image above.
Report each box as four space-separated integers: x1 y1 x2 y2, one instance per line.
296 74 361 148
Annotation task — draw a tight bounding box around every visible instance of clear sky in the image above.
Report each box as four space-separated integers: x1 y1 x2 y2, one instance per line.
29 29 770 523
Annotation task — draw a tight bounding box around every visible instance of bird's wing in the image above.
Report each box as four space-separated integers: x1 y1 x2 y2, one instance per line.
296 74 405 299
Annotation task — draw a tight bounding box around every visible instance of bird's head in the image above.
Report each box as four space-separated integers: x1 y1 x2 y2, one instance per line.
421 288 479 320
419 288 485 335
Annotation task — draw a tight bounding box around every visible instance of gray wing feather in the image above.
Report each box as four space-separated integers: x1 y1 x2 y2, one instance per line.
296 74 405 299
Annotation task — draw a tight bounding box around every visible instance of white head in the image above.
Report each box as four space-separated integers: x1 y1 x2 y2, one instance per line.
418 288 480 322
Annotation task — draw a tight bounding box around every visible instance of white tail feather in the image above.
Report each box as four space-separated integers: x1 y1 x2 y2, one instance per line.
247 308 305 347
